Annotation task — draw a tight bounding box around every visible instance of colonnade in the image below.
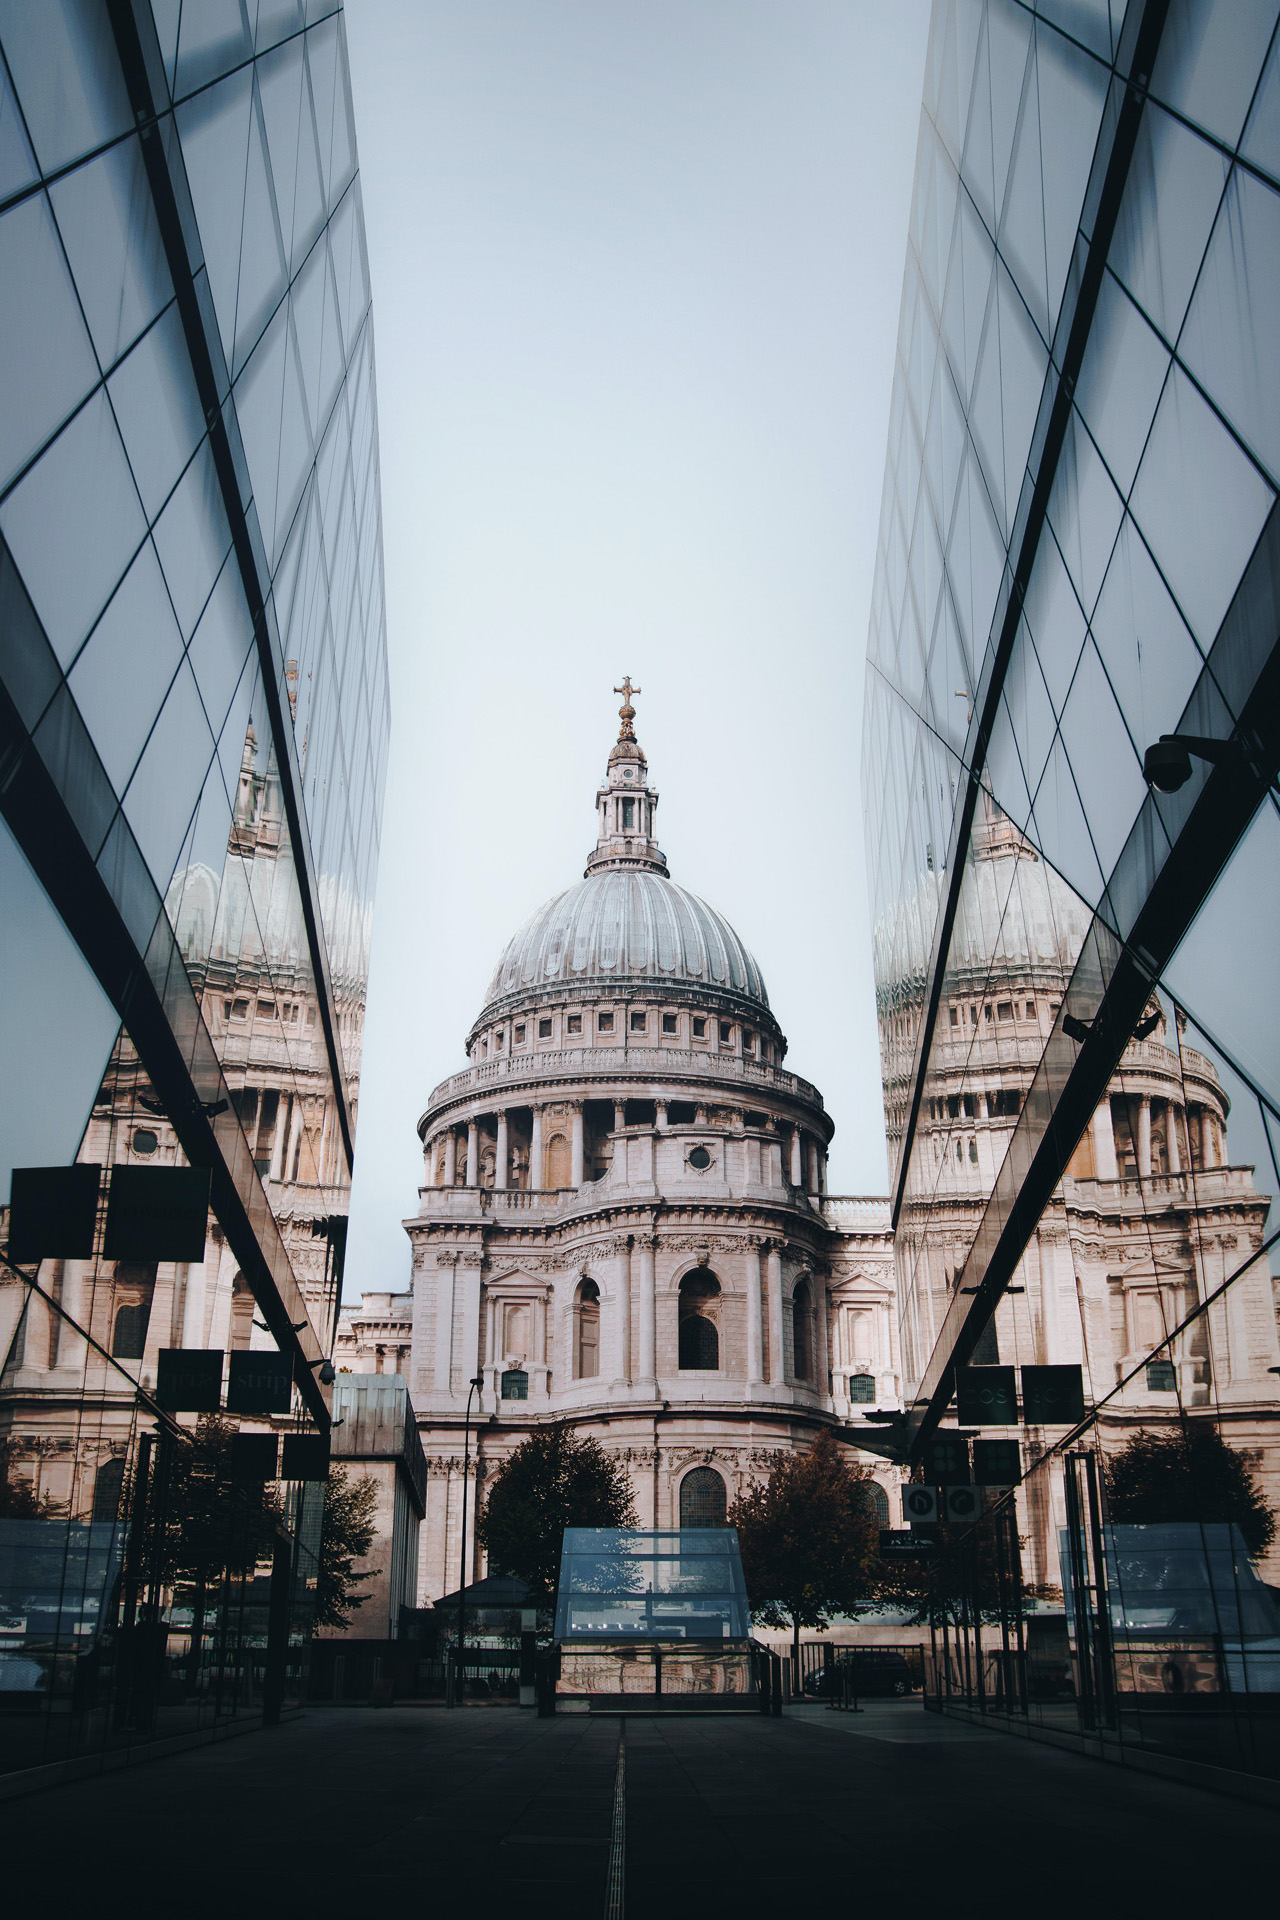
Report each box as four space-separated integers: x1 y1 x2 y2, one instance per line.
422 1105 828 1196
1089 1092 1224 1181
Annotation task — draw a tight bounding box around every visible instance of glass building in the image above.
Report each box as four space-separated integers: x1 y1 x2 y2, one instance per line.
0 3 388 1774
863 0 1280 1778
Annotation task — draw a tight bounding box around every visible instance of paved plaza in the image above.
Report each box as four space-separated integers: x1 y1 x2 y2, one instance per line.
2 1702 1275 1916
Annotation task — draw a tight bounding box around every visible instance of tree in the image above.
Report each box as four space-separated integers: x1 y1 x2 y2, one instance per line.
478 1425 637 1605
313 1465 379 1631
728 1429 880 1677
1104 1423 1275 1558
0 1439 55 1517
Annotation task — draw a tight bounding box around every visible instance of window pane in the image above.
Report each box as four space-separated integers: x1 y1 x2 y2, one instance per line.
0 194 99 494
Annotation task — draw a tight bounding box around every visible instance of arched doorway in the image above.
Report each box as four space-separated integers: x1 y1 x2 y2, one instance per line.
678 1272 720 1370
680 1466 727 1528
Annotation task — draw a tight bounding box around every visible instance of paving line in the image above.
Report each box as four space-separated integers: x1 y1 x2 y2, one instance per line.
602 1722 626 1920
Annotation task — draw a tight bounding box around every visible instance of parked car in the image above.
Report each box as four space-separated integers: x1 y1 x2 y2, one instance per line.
803 1649 917 1697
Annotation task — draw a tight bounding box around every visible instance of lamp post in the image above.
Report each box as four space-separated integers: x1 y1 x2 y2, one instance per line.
454 1374 484 1706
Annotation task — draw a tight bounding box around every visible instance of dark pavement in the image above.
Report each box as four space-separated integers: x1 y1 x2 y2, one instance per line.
1 1700 1274 1918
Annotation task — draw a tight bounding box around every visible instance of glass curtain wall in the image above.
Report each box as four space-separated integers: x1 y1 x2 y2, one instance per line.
864 0 1280 1778
0 3 388 1773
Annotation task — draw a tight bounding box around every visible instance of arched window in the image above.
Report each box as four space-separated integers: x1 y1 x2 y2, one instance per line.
792 1280 813 1381
678 1272 720 1371
545 1131 571 1188
576 1279 600 1379
111 1302 149 1360
92 1455 126 1523
869 1482 889 1526
680 1466 727 1528
501 1369 528 1400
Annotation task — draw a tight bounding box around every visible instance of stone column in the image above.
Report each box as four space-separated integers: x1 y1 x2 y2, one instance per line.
434 1259 455 1393
459 1260 482 1385
571 1105 584 1187
635 1233 656 1392
269 1093 290 1181
465 1120 479 1187
744 1240 764 1386
443 1128 457 1186
790 1128 804 1187
655 1101 669 1129
807 1138 820 1193
1090 1099 1118 1180
765 1243 785 1385
1167 1103 1182 1173
613 1240 632 1386
495 1111 509 1189
422 1138 437 1188
531 1107 543 1188
285 1098 304 1184
614 1101 626 1131
1137 1097 1152 1179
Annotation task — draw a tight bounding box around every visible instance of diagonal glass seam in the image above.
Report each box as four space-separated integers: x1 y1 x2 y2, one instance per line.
105 0 357 1177
907 492 1280 1457
888 0 1174 1235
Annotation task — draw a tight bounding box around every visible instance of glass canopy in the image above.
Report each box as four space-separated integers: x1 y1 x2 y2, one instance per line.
554 1527 751 1641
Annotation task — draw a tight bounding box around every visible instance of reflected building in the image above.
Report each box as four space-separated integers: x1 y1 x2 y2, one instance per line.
862 0 1280 1777
0 4 387 1773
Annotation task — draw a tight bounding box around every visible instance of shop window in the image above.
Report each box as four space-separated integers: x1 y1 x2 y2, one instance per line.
848 1372 876 1403
567 1014 582 1034
630 1010 646 1033
680 1466 727 1529
692 1017 707 1039
538 1017 552 1039
501 1369 528 1400
598 1011 615 1032
662 1013 678 1034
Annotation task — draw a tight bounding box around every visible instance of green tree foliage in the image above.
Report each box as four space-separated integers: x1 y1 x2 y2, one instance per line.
314 1465 380 1631
478 1425 637 1604
0 1439 54 1517
1104 1423 1276 1557
728 1428 880 1672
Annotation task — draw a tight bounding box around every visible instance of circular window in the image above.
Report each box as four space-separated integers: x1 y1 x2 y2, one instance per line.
131 1127 159 1156
688 1145 712 1171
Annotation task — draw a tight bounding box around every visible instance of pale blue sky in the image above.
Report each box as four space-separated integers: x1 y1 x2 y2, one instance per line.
342 0 931 1299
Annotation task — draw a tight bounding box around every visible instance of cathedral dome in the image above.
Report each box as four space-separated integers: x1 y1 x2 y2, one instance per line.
481 869 769 1010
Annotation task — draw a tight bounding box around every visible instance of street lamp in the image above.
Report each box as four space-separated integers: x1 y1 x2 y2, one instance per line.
454 1374 484 1706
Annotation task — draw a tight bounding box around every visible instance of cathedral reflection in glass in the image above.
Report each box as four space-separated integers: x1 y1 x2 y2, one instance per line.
863 0 1280 1781
0 3 388 1778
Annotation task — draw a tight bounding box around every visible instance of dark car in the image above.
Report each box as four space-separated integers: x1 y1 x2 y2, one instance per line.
803 1649 916 1697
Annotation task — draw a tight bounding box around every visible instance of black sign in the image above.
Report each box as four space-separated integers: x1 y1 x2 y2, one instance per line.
944 1484 983 1525
973 1439 1022 1486
879 1529 938 1556
902 1485 939 1524
281 1434 331 1482
956 1365 1018 1426
227 1350 293 1415
104 1166 211 1263
156 1347 223 1412
230 1432 279 1481
8 1165 101 1262
1021 1364 1085 1426
923 1433 971 1485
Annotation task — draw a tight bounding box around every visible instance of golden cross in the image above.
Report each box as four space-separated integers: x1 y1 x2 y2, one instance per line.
614 677 640 741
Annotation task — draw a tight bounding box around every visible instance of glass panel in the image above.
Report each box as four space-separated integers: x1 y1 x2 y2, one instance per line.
67 540 185 799
107 305 209 523
0 193 100 495
0 0 133 173
1149 0 1279 150
49 136 173 369
1109 103 1228 347
1180 168 1280 492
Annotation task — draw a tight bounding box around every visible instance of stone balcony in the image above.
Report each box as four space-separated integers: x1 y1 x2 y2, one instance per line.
424 1044 825 1118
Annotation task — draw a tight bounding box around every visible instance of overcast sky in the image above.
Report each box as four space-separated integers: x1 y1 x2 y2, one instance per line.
341 0 931 1301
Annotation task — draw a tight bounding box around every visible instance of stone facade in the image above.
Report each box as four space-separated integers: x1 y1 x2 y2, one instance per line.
342 693 899 1604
